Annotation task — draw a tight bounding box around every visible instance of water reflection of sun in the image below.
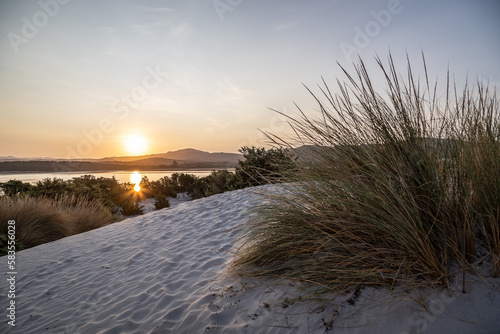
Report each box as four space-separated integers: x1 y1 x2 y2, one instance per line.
130 171 141 192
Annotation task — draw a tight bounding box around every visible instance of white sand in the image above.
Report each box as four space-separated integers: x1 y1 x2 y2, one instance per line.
1 186 500 333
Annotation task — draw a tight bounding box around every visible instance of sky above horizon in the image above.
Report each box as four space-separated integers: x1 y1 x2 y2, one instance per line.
1 0 499 158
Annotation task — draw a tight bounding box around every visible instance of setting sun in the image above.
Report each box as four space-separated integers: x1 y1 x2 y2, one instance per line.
124 135 148 156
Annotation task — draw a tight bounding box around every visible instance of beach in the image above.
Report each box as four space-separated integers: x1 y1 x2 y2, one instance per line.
1 186 500 333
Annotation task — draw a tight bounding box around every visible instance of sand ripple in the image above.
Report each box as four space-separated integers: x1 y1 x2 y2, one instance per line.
1 186 500 333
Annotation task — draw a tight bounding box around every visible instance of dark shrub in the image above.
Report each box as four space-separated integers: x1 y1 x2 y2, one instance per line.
236 146 296 186
154 194 170 210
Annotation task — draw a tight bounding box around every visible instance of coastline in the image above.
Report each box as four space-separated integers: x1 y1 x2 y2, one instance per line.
0 169 235 184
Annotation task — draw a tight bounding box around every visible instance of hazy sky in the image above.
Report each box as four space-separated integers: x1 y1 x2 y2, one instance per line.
1 0 499 158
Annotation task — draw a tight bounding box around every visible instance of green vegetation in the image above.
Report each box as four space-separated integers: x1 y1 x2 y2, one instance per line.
4 175 150 216
233 54 500 292
154 194 170 210
236 146 297 186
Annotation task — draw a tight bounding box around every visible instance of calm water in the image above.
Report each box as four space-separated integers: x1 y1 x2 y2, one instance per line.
0 170 232 184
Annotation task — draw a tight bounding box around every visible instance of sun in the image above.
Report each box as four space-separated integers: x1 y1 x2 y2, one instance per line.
124 135 148 155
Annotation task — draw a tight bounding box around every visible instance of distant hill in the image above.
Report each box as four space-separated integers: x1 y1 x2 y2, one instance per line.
0 149 243 172
101 148 242 164
0 156 56 162
0 149 242 163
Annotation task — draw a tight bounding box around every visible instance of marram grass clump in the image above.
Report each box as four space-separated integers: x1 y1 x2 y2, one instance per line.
0 195 113 253
232 54 499 292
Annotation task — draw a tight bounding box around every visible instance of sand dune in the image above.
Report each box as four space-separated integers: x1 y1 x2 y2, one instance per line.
1 186 500 333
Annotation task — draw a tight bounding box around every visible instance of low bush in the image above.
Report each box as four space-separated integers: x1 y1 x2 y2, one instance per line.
0 180 33 196
236 146 296 186
154 194 170 210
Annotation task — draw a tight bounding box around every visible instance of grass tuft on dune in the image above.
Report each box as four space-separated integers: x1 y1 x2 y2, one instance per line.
232 53 500 293
0 195 113 253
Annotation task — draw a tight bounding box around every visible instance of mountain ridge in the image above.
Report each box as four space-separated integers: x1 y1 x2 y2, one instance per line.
0 148 242 163
100 148 242 163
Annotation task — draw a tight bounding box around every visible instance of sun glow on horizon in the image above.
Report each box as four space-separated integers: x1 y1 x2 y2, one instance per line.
124 135 149 156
